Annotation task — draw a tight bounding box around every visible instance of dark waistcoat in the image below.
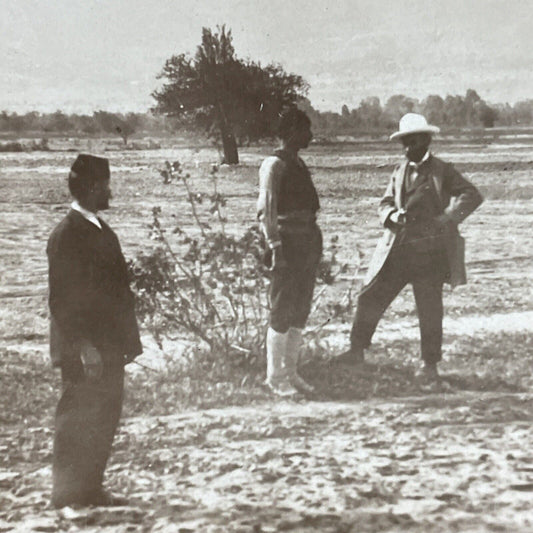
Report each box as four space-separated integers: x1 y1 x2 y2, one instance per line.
274 149 320 215
399 169 446 252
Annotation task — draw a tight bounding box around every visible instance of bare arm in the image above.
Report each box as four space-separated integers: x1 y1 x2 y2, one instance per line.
257 156 286 248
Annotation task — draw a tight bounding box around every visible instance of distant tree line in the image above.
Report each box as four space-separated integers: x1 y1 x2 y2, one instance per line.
0 110 174 144
299 90 533 137
2 90 533 142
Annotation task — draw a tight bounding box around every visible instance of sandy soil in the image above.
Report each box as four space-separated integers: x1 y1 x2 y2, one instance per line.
1 393 532 532
0 139 532 531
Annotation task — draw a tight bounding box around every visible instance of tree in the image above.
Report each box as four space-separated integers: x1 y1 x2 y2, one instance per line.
443 95 467 127
3 112 26 133
356 97 382 130
341 104 350 118
513 100 533 125
383 95 417 128
464 89 481 126
152 25 308 164
44 110 74 132
297 98 324 129
422 95 445 125
115 113 140 145
93 111 139 145
475 101 498 128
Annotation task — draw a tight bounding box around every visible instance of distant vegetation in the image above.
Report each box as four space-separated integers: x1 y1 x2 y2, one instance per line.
2 92 533 150
2 91 532 142
299 89 533 139
3 25 532 154
0 110 171 143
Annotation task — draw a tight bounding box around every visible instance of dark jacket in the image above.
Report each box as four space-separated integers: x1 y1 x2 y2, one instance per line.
364 155 483 288
47 210 142 367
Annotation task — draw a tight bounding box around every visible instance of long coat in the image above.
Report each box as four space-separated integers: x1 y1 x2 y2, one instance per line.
47 210 142 367
364 155 483 288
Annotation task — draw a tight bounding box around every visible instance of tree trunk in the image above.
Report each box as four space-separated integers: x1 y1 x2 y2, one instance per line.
221 130 239 165
216 103 239 165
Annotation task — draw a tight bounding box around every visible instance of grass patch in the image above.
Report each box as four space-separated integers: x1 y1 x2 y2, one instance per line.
0 348 59 427
1 328 531 432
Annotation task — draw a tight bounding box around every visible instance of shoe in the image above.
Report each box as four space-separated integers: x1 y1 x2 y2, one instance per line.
285 328 315 394
265 377 299 397
415 362 440 382
334 346 365 366
52 489 128 509
90 489 129 507
290 373 315 394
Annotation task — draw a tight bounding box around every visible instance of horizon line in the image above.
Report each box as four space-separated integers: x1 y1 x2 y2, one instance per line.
2 93 531 117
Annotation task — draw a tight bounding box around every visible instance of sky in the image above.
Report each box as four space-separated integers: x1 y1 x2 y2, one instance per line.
2 0 533 113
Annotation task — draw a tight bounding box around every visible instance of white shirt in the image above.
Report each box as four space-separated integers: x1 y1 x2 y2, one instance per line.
71 200 102 230
406 150 431 188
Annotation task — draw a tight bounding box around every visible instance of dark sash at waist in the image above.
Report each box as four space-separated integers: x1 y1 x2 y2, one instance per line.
278 211 318 233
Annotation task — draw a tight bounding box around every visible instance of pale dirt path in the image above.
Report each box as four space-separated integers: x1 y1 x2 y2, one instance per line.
1 392 532 532
322 309 533 346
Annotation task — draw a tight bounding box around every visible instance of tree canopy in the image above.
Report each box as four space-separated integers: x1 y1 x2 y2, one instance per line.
152 25 309 164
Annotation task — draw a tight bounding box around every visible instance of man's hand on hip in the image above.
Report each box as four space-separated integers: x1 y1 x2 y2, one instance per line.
386 209 406 230
80 340 103 381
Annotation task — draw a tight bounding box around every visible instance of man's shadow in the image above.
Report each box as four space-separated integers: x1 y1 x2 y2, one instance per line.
299 357 524 401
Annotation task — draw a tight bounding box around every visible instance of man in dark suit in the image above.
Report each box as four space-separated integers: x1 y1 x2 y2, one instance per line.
337 114 483 380
47 154 142 508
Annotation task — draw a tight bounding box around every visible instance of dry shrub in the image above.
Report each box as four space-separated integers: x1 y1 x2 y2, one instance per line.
128 161 353 384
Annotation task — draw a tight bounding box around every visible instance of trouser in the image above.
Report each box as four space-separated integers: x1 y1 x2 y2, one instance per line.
269 225 323 333
52 356 124 507
350 243 448 364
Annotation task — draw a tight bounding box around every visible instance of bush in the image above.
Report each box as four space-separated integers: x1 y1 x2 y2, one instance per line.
129 161 271 373
31 138 50 151
0 141 24 152
128 161 356 381
0 138 49 152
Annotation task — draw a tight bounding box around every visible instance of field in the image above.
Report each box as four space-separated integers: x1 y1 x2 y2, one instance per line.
1 135 533 532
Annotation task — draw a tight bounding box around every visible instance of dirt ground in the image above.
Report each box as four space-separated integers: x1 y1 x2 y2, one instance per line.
1 138 532 532
2 393 533 532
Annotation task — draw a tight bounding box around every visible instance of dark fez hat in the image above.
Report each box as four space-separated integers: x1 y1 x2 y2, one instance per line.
70 154 110 181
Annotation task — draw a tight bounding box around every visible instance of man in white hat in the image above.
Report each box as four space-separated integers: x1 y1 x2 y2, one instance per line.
337 113 483 380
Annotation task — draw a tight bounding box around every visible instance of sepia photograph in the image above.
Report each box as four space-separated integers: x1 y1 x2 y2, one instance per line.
1 0 532 531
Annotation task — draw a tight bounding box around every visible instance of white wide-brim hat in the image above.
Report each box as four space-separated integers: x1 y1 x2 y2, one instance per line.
389 113 440 141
